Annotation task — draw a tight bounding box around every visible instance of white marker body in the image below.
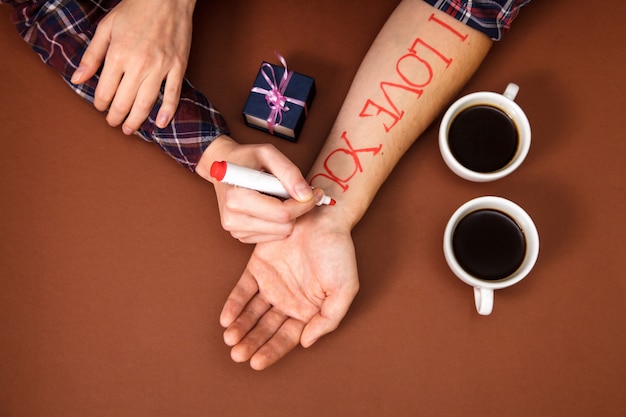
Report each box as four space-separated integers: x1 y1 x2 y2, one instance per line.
221 163 291 199
214 162 334 206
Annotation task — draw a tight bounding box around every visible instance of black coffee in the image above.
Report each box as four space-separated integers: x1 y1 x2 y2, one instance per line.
448 105 518 173
452 209 526 281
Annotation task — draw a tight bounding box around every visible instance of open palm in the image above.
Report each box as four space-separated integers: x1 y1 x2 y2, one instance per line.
220 211 359 370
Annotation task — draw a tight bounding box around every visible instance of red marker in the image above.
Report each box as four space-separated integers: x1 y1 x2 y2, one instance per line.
210 161 336 206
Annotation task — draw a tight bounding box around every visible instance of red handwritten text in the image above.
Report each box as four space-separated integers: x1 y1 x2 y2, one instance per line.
310 131 382 192
311 13 468 191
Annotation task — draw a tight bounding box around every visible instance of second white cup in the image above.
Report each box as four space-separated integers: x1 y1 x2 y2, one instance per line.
443 196 539 315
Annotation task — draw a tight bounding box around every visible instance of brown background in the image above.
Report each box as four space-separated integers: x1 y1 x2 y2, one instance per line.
1 1 625 416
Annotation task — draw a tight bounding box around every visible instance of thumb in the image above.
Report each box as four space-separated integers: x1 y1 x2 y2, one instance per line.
291 180 315 203
71 23 110 84
300 289 356 348
275 168 312 203
261 152 312 202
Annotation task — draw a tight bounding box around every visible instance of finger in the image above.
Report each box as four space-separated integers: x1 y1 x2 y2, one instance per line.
256 146 313 202
249 317 305 371
93 55 124 112
105 71 142 128
219 269 259 328
222 294 271 346
235 232 294 245
227 192 325 242
221 207 294 241
220 186 298 224
155 67 184 128
121 74 163 133
229 308 289 363
300 285 359 348
71 22 110 84
218 190 299 242
220 187 320 234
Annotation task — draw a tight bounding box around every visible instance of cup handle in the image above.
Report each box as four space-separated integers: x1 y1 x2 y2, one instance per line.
474 287 494 315
503 83 519 101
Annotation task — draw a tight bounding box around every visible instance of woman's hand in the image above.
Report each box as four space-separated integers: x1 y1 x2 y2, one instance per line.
196 136 325 243
71 0 197 133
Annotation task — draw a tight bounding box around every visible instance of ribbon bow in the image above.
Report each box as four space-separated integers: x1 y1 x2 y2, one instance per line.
251 52 308 134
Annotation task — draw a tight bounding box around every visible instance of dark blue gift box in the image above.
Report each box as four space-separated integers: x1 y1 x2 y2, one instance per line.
242 60 316 142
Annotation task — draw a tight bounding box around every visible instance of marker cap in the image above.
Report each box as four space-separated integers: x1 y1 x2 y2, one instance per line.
210 161 227 181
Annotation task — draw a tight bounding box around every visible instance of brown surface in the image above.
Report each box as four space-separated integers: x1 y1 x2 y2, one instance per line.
1 1 625 416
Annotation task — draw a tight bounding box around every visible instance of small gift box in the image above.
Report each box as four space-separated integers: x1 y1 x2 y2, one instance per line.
242 53 316 141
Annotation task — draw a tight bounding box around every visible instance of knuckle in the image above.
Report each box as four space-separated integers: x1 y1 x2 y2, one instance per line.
221 215 235 231
107 50 125 67
223 196 244 213
109 100 128 115
253 143 277 160
273 220 294 238
274 210 293 224
280 224 295 239
130 51 151 71
134 95 156 113
94 93 112 110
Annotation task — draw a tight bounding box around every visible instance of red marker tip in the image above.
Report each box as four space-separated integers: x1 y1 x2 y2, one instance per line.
329 198 336 206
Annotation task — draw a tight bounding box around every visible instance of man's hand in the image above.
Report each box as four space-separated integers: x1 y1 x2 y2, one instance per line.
71 0 196 133
220 211 359 370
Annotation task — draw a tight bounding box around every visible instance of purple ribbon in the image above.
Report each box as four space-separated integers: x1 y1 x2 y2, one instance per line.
251 52 308 134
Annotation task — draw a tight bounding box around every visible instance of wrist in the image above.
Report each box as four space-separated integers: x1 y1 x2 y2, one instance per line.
308 177 371 231
177 0 197 10
177 0 197 19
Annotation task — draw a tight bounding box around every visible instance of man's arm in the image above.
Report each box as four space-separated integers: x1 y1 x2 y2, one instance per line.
220 0 493 369
307 0 492 228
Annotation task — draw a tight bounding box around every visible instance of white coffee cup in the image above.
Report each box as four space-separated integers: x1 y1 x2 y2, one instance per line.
439 83 531 182
443 196 539 315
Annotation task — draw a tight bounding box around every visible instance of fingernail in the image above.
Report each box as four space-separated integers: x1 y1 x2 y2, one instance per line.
70 66 84 84
295 183 313 201
156 112 169 128
122 126 133 135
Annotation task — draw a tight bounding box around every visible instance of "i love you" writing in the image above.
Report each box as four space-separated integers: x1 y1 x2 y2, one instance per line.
311 13 468 192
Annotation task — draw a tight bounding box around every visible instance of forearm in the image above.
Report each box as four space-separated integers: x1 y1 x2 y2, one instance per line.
308 0 492 228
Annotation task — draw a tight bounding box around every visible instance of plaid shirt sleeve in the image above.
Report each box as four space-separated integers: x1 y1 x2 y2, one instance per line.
3 0 230 172
422 0 531 41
